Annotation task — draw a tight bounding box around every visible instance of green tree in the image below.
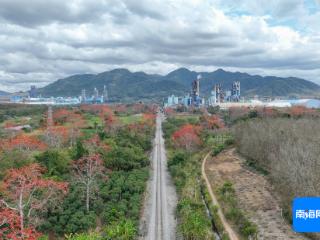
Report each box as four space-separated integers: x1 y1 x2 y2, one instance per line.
105 146 148 171
73 140 88 159
40 185 96 236
35 149 71 178
0 150 32 179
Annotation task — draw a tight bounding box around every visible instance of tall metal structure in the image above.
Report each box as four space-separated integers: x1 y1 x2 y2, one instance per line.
214 84 224 103
93 87 99 101
196 74 201 96
81 89 86 103
29 85 37 98
191 74 201 106
231 81 240 102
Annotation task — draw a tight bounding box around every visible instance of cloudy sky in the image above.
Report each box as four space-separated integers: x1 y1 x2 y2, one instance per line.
0 0 320 92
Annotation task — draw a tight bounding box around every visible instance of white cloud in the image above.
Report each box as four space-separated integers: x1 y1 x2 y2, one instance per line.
0 0 319 91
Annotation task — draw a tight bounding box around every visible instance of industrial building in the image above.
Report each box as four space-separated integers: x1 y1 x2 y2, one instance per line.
164 75 205 107
29 85 37 98
231 81 241 102
5 85 110 106
80 86 109 104
165 76 241 108
208 81 241 106
190 75 205 107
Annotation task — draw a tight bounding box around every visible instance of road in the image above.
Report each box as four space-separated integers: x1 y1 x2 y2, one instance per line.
202 152 239 240
140 112 177 240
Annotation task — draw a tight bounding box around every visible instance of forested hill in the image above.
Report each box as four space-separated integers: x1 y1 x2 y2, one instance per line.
39 68 320 101
0 90 9 96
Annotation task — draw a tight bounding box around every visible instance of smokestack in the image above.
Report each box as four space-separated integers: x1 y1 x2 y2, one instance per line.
196 74 201 96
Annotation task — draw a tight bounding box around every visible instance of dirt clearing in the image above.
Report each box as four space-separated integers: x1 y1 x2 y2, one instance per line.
205 148 309 240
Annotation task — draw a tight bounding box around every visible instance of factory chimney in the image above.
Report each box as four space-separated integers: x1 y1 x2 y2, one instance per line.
196 74 201 96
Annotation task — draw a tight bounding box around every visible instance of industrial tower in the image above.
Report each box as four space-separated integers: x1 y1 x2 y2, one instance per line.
214 84 224 103
191 74 201 106
81 89 86 103
231 81 240 102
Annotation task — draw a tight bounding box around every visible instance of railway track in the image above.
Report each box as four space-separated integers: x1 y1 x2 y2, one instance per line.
144 112 175 240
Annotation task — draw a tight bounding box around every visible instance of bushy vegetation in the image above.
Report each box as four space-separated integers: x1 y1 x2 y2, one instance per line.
0 104 155 239
226 105 320 125
163 114 228 239
217 182 258 239
201 182 230 240
0 104 46 123
170 152 214 240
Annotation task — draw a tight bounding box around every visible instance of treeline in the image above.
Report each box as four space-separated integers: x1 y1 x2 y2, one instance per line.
233 117 320 234
226 105 320 125
0 104 47 123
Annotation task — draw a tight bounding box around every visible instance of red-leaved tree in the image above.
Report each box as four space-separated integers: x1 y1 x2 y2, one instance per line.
113 104 128 114
142 113 156 127
72 154 105 212
99 106 118 133
0 164 68 234
172 124 202 151
48 108 85 147
0 208 41 240
255 107 277 118
289 105 317 117
201 115 225 130
0 135 47 152
131 103 145 114
84 135 111 153
46 125 69 148
164 107 175 116
52 108 75 125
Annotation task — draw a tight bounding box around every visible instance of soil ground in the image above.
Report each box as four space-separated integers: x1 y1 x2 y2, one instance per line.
205 148 309 240
202 152 239 240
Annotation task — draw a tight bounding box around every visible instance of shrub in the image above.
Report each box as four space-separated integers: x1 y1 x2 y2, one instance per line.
218 182 258 239
103 220 136 240
212 144 225 156
66 232 101 240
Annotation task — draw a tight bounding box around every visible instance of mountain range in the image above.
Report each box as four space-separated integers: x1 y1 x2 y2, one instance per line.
38 68 320 102
0 90 9 96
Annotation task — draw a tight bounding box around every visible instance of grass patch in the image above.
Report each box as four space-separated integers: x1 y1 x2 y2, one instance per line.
217 181 258 239
119 114 142 124
201 180 230 240
174 114 200 123
167 149 215 239
84 113 103 128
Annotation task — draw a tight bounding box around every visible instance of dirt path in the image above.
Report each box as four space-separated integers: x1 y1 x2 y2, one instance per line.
205 148 309 240
202 152 239 240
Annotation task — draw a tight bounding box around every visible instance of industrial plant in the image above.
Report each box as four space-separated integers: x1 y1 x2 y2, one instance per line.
2 78 320 109
80 85 109 104
4 85 109 105
164 76 241 108
164 76 320 109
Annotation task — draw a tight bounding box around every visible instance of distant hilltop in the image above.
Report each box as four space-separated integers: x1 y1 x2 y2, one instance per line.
36 68 320 102
0 90 10 96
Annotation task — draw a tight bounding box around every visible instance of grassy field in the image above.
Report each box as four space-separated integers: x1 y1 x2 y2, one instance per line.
119 114 142 124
